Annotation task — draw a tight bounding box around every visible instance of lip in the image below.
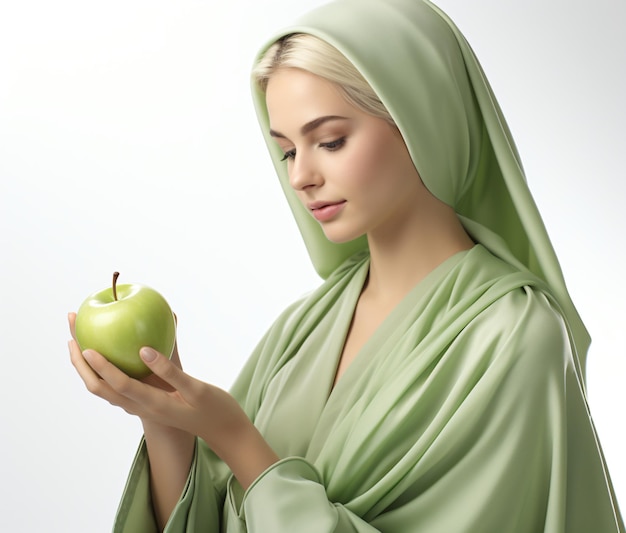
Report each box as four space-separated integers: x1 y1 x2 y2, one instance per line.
307 200 346 222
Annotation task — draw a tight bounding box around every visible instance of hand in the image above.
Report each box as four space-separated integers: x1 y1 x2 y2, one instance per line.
68 311 236 435
68 313 278 488
68 311 181 393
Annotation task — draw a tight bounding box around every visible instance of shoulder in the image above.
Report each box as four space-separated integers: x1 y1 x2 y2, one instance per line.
456 245 571 355
490 286 569 351
470 285 574 389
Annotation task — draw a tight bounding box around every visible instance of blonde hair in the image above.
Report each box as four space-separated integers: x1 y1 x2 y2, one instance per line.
253 33 395 126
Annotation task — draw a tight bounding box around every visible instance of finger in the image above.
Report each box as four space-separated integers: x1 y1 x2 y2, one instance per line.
68 312 77 340
81 348 187 421
69 341 138 410
84 352 161 417
170 341 182 370
81 348 144 399
141 342 182 390
140 347 199 398
69 341 117 396
69 339 98 382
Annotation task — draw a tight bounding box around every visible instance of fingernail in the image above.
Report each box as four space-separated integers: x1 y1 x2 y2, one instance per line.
140 347 157 362
83 350 95 362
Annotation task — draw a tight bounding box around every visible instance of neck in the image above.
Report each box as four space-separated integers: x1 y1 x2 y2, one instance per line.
364 198 474 304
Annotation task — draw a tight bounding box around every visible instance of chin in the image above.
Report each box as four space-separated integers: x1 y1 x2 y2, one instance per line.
321 227 365 245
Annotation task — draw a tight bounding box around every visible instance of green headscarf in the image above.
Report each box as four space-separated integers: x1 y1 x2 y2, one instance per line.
251 0 590 372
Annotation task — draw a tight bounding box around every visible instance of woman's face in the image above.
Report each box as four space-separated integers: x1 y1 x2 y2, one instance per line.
265 67 429 244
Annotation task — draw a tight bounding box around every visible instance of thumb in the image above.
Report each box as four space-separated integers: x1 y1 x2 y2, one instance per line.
140 347 190 391
140 346 159 363
139 346 202 401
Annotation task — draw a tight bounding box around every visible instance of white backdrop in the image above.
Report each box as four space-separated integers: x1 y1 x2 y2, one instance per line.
1 1 624 531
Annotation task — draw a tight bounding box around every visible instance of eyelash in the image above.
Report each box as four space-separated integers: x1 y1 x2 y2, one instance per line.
280 137 346 162
280 150 296 162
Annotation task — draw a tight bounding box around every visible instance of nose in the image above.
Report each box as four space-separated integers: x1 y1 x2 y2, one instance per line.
288 153 323 191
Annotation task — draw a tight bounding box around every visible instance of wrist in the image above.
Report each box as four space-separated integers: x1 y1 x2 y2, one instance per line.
210 423 279 491
141 419 192 441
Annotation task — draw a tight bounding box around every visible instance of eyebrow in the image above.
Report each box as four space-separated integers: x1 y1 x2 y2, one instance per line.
269 115 348 139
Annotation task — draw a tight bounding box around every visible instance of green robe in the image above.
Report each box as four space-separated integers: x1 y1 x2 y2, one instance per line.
114 246 623 532
113 0 623 530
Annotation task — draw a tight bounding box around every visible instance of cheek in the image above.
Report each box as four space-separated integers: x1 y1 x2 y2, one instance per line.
352 135 408 196
342 135 394 187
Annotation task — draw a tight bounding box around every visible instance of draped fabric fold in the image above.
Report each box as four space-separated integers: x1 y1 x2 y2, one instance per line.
114 247 623 532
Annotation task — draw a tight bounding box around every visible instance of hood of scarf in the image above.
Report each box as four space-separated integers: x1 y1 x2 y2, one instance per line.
250 0 590 371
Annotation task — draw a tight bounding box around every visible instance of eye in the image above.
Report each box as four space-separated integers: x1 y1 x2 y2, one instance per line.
280 149 296 161
319 137 346 151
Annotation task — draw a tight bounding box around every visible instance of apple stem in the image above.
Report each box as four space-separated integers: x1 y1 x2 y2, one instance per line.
112 271 120 301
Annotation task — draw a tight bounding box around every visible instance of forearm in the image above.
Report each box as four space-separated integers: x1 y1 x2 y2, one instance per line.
142 421 196 531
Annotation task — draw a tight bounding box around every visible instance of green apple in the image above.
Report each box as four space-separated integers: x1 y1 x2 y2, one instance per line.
75 272 176 378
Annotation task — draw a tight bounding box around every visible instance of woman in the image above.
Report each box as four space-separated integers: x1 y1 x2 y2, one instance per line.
69 0 624 531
